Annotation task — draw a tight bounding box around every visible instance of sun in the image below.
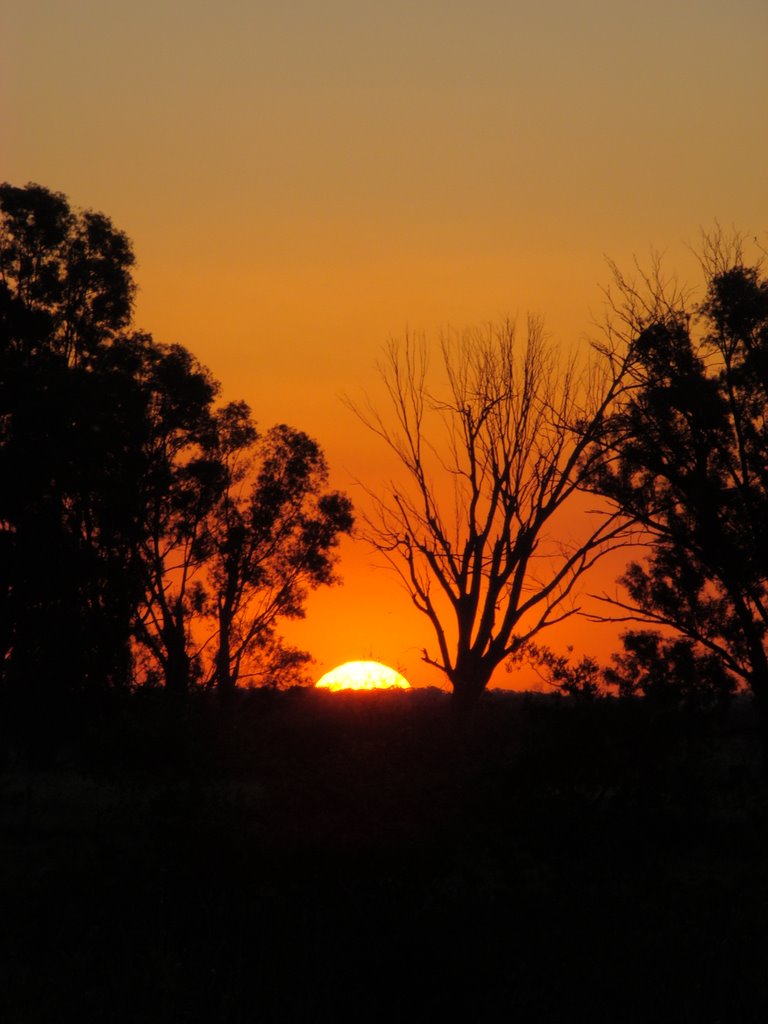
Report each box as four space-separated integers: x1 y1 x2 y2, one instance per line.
315 660 411 692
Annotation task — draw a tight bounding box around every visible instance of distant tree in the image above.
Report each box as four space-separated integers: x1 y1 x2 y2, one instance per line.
604 630 735 708
511 643 604 700
349 319 631 716
589 236 768 733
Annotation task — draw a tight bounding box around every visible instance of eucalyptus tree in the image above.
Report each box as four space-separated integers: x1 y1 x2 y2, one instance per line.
587 237 768 734
0 181 135 365
130 340 227 696
129 347 355 696
0 182 144 693
1 182 353 699
205 418 354 696
135 395 354 696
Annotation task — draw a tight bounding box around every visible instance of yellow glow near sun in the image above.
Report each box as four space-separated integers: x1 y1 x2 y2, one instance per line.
315 660 411 692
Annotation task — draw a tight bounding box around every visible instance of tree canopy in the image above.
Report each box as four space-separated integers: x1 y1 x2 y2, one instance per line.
0 182 352 698
589 237 768 724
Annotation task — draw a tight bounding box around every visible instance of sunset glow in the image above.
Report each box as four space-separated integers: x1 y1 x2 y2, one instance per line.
315 661 411 692
5 1 766 687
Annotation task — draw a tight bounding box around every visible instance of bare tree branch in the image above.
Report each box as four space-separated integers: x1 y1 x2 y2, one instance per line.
346 319 632 706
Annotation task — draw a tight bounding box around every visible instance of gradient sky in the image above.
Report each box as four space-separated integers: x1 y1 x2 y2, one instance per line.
4 1 767 685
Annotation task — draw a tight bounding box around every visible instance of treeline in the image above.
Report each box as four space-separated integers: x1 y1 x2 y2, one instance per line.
2 183 768 733
0 183 353 701
351 234 768 727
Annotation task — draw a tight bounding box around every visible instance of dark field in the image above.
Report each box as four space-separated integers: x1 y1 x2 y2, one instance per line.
2 689 767 1022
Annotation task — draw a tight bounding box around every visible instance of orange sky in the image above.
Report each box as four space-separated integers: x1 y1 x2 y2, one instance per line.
4 1 768 687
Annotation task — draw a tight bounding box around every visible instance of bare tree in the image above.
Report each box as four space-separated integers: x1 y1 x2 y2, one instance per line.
349 318 631 714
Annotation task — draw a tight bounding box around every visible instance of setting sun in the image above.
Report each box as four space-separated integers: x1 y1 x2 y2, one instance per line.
315 660 411 692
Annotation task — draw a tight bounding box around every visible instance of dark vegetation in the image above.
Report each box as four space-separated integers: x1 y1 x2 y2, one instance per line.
588 243 768 751
0 182 353 700
2 688 768 1023
3 184 768 1019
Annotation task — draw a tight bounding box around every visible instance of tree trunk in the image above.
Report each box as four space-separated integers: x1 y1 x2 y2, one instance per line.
451 683 482 724
164 618 190 697
747 666 768 780
216 609 235 704
450 662 494 740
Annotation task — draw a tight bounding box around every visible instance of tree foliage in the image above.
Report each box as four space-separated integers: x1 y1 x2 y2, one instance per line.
0 182 134 365
1 184 146 691
604 630 735 708
590 236 768 716
0 183 352 697
206 420 353 694
511 643 604 700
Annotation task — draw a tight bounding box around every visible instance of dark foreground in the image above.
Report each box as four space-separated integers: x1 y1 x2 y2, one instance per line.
2 688 767 1023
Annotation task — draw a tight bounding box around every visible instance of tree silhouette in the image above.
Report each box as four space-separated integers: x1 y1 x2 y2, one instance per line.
134 393 354 696
350 319 631 715
0 182 134 365
206 419 354 696
604 630 735 708
0 183 146 693
590 237 768 734
130 340 226 696
1 182 353 698
510 642 604 700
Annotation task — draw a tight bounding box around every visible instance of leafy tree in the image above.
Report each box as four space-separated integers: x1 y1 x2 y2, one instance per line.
512 643 604 700
604 630 735 709
134 394 355 697
0 183 145 692
206 420 354 697
0 182 134 365
129 340 227 696
1 182 353 699
349 319 631 715
590 237 768 732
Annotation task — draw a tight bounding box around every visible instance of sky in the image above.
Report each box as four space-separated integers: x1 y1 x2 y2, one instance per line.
3 0 767 686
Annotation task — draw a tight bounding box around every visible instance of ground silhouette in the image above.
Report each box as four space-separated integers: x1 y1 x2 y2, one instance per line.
2 687 767 1023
